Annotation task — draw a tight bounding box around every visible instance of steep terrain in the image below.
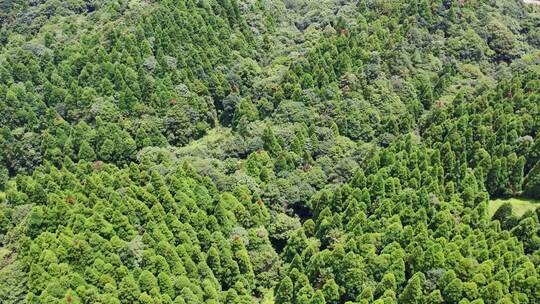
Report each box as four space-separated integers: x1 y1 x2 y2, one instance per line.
0 1 539 303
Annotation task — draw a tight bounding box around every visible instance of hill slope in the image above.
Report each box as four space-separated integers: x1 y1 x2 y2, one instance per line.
0 1 539 303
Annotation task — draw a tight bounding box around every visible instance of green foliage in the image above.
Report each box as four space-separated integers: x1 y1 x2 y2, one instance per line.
0 0 539 303
524 160 540 199
275 276 293 304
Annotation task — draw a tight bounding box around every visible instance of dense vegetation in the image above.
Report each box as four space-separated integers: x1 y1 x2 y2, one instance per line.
0 0 539 303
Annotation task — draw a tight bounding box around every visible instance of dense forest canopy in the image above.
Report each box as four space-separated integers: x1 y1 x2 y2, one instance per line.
0 0 539 303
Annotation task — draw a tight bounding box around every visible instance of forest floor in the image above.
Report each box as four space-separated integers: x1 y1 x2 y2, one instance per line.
489 197 540 217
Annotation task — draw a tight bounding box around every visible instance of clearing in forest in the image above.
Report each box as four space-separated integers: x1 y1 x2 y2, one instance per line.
489 197 540 218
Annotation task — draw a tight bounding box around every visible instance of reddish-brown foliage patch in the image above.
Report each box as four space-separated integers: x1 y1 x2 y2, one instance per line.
93 160 103 169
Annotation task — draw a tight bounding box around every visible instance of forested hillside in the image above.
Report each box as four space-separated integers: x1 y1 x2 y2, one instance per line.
0 0 539 303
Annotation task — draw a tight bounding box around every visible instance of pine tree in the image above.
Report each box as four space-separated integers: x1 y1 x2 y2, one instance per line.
119 274 141 304
262 126 282 156
322 279 340 304
138 270 158 294
310 290 326 304
78 140 96 161
481 281 504 304
443 278 463 304
425 290 443 304
398 272 425 303
275 276 293 304
524 160 540 199
158 272 174 298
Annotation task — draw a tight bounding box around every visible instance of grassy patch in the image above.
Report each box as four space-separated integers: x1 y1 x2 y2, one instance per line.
175 127 233 158
489 197 540 218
